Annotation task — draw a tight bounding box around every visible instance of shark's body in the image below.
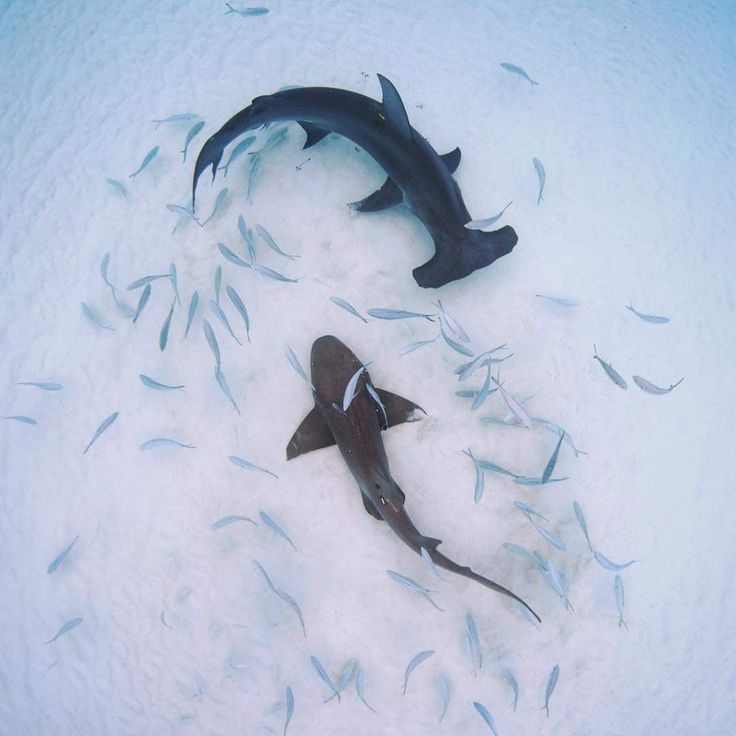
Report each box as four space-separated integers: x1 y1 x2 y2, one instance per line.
287 336 540 621
193 75 517 288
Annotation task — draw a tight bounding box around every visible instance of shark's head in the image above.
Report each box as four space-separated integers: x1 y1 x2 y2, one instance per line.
413 225 518 289
310 335 365 404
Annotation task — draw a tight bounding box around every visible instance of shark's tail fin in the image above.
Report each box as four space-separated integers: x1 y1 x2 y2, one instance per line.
413 225 518 289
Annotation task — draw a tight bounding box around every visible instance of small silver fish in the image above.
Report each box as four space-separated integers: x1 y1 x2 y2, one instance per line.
185 290 199 337
437 675 450 722
218 242 251 268
626 304 670 324
465 613 482 669
284 686 294 736
434 299 470 342
329 296 367 323
247 152 262 203
181 121 205 162
226 286 251 341
593 551 636 571
159 303 175 351
464 201 513 230
139 374 184 391
500 62 539 86
2 415 37 425
203 320 221 368
200 187 229 226
215 368 240 414
535 294 579 307
211 515 257 529
504 670 519 711
254 560 305 637
633 375 683 395
252 264 298 282
127 274 169 290
614 574 628 629
473 701 499 736
209 299 242 345
81 302 114 331
367 307 435 321
366 383 388 428
342 364 368 411
44 617 83 644
403 650 434 694
309 655 341 700
355 670 376 713
133 284 151 324
533 157 546 205
593 344 628 389
543 664 559 717
83 411 119 454
47 536 80 574
491 376 532 428
152 113 198 127
528 517 566 551
440 325 474 357
106 178 128 198
219 136 256 176
256 224 299 260
139 438 194 451
229 455 278 478
259 510 296 550
17 382 62 391
129 145 159 178
541 432 565 483
573 501 593 550
387 570 442 610
399 337 438 355
225 4 270 16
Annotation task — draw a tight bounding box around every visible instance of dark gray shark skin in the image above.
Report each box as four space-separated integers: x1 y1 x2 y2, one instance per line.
192 75 517 289
286 336 540 621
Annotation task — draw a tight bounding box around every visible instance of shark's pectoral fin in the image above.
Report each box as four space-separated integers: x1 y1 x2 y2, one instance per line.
348 177 403 212
286 406 336 460
377 74 413 143
373 388 425 428
349 149 460 213
361 493 384 520
297 121 329 149
441 147 461 174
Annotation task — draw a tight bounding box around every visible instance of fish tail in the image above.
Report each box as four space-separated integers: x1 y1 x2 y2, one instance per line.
428 547 540 623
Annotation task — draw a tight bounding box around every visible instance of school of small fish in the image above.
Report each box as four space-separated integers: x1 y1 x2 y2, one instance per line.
4 72 680 735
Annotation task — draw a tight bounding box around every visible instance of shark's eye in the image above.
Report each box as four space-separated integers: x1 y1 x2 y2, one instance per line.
379 496 387 505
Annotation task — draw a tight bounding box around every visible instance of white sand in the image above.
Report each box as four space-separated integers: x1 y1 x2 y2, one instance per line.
1 1 734 734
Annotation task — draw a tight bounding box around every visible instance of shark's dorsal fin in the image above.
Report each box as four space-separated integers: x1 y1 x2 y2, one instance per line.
373 388 425 427
297 121 329 149
286 406 336 460
421 536 442 550
377 74 413 142
441 146 461 174
349 148 461 213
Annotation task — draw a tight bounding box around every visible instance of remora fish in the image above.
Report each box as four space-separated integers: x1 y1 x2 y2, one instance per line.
192 75 518 288
286 335 539 620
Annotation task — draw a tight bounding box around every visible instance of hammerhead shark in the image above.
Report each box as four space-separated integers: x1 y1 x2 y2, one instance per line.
286 335 540 621
192 74 517 289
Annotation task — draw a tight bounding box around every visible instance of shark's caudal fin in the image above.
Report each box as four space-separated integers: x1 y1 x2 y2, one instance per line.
413 225 518 289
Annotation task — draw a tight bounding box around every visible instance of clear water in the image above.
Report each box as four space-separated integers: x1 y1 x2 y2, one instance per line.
1 1 734 734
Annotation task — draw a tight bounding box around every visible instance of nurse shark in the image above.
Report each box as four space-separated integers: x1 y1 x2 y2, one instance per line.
192 75 517 288
286 335 540 621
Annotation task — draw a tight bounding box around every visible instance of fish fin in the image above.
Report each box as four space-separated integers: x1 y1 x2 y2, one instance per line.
373 388 425 427
348 177 403 212
286 406 336 460
361 493 384 520
297 121 329 149
441 147 461 173
377 74 413 142
421 536 442 550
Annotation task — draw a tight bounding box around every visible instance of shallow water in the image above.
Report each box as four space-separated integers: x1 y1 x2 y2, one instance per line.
1 1 735 734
